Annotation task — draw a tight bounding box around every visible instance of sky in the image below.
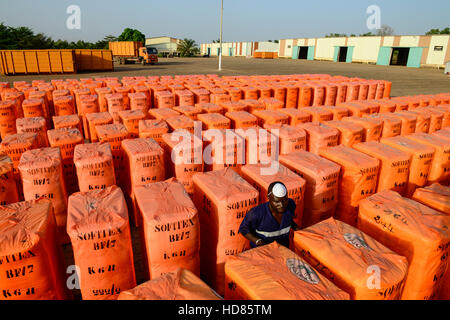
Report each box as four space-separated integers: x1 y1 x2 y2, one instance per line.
0 0 449 44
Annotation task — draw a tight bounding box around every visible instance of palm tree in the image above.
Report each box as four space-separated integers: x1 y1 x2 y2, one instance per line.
177 38 200 57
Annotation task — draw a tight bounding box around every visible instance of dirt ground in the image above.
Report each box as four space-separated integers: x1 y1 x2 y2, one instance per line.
2 56 450 97
4 56 450 299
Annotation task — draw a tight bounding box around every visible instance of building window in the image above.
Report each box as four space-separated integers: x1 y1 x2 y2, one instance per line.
287 45 291 48
434 46 444 51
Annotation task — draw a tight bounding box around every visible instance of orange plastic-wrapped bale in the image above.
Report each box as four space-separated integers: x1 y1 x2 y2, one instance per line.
278 108 312 125
0 199 69 300
368 113 402 138
240 163 306 227
148 107 180 121
235 127 277 165
224 241 350 300
73 142 116 193
342 116 382 142
219 101 247 113
53 114 82 135
324 120 364 147
390 112 417 136
196 102 224 114
338 102 370 117
264 124 307 155
406 133 450 184
117 268 221 300
299 122 340 155
155 91 175 109
122 138 165 226
358 190 450 300
85 112 114 143
128 92 149 115
225 111 258 129
16 117 49 148
0 155 19 206
411 108 443 133
134 178 200 280
381 136 435 197
253 110 289 127
260 98 283 110
96 123 130 187
166 115 196 134
279 150 340 228
53 95 75 116
430 105 450 128
95 87 113 113
173 105 203 121
118 110 146 138
293 218 408 300
191 89 211 104
138 119 169 144
302 107 333 123
105 93 125 123
202 129 245 173
412 183 450 214
67 186 136 300
0 101 17 139
47 128 84 195
319 145 379 226
174 90 195 107
22 98 45 118
2 91 25 118
322 106 350 121
161 132 203 195
197 113 231 130
192 168 259 295
239 99 265 114
398 110 430 133
18 147 68 242
353 141 410 195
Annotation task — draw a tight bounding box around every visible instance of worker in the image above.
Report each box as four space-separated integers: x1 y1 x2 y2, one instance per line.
239 181 298 248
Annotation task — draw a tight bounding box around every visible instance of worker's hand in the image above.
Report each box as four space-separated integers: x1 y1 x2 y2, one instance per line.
255 239 266 247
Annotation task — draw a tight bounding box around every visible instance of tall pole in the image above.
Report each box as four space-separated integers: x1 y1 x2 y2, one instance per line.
219 0 223 71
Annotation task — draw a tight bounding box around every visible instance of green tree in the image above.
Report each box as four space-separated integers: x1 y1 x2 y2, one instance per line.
426 28 450 35
377 25 394 36
118 28 145 43
360 32 376 36
325 33 347 38
177 38 200 57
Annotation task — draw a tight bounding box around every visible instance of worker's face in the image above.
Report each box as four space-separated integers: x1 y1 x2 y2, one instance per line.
269 193 288 214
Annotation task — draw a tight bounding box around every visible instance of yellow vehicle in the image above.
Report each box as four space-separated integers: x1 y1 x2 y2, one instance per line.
109 41 158 65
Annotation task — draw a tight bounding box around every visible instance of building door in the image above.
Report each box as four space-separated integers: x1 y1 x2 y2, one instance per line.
338 47 348 62
407 47 423 68
229 48 233 56
207 48 211 56
307 46 315 60
390 48 410 66
217 48 220 56
298 47 309 59
377 47 392 66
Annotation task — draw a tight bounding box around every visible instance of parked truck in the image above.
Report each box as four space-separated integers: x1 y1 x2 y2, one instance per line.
109 41 158 65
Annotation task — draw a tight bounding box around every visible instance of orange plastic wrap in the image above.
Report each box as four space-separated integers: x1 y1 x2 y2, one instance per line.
134 178 200 280
239 99 265 114
96 124 130 187
319 145 380 226
175 90 195 107
196 102 224 114
0 155 19 205
67 186 136 300
324 120 364 147
118 110 146 138
298 122 340 155
117 268 221 300
0 101 17 139
338 102 370 117
3 91 24 119
28 91 50 119
342 116 382 142
235 127 277 165
128 92 149 115
138 119 169 144
278 108 312 125
430 105 450 128
53 95 75 116
173 105 203 120
73 142 116 192
345 84 360 102
260 98 283 110
358 190 450 300
264 124 307 155
114 86 132 109
353 141 410 195
381 136 435 197
161 132 203 195
47 128 84 195
412 183 450 214
53 114 82 135
297 84 313 108
192 168 259 295
406 133 450 184
122 138 165 225
293 218 408 300
0 199 69 300
285 84 299 108
368 114 402 138
202 129 245 173
225 111 258 129
166 115 196 134
154 91 175 109
219 101 247 113
94 87 113 113
16 116 48 148
105 93 125 123
148 107 180 121
323 106 350 121
85 112 114 143
279 150 340 228
302 107 333 122
225 241 350 300
253 110 290 127
192 89 211 104
412 108 443 133
242 87 259 100
240 163 306 227
390 112 417 136
18 147 68 242
22 98 45 118
197 113 231 130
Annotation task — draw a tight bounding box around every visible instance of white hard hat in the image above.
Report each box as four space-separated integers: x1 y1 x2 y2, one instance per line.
271 183 287 198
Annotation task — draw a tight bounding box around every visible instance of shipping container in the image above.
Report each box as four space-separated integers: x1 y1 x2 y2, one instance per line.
74 49 114 71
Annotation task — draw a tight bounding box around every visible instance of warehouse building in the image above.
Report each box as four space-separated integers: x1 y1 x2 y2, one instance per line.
201 41 278 57
201 35 450 68
145 36 180 57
